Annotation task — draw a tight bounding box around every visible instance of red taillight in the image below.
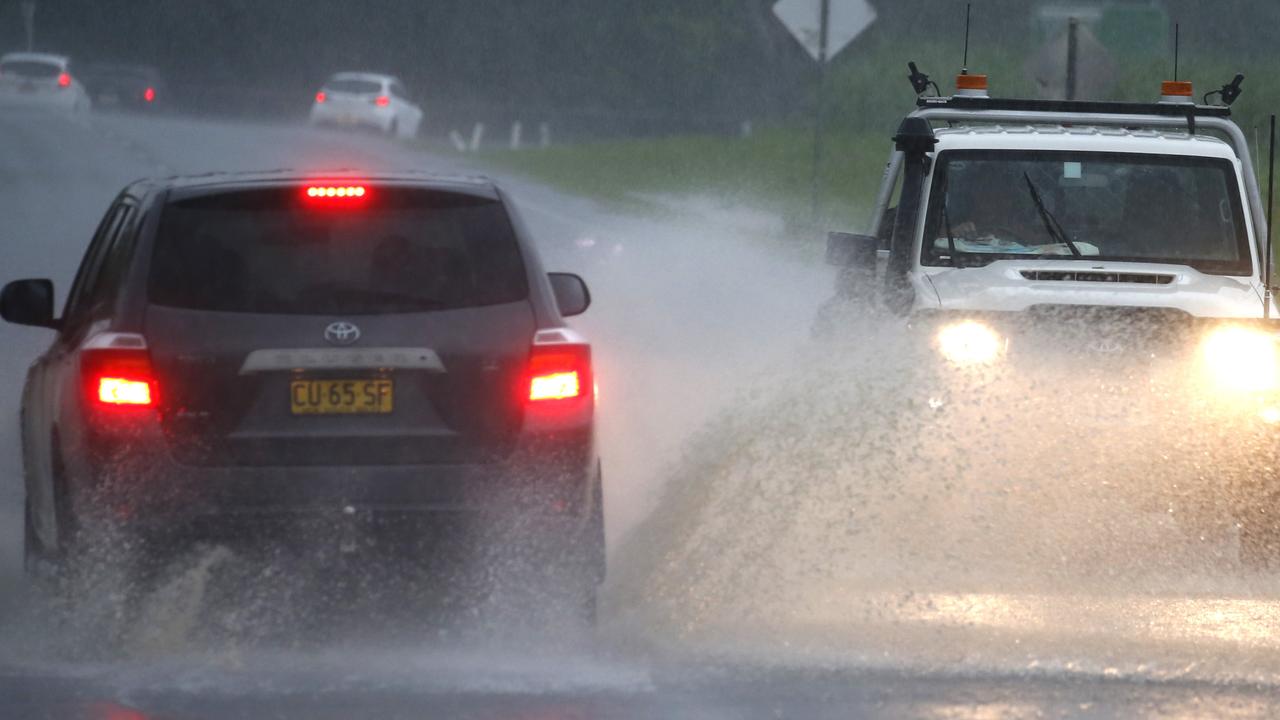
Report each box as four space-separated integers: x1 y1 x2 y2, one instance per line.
98 377 153 406
374 95 390 107
57 72 71 88
81 334 157 411
530 365 582 401
143 87 156 103
526 332 592 404
315 90 326 104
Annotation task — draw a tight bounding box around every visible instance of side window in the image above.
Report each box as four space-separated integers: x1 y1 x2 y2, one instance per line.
61 203 133 332
391 81 409 101
86 205 140 318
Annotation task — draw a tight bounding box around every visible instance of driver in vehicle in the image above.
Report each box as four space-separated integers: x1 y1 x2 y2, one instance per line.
939 162 1101 256
949 169 1044 244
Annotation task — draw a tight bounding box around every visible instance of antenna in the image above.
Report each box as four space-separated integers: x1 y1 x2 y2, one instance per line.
961 3 972 73
1173 23 1179 81
1267 114 1276 319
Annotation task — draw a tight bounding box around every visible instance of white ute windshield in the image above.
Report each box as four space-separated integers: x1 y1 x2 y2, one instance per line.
922 150 1252 276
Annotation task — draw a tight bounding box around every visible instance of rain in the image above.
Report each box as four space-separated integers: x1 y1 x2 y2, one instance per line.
4 1 1280 717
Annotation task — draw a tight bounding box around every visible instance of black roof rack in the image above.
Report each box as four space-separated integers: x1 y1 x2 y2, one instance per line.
917 95 1231 118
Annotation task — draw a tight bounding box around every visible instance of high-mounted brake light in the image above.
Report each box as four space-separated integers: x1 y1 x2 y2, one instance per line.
1160 80 1194 104
305 185 367 199
56 72 71 88
81 334 158 410
374 95 390 107
315 91 326 104
144 87 156 103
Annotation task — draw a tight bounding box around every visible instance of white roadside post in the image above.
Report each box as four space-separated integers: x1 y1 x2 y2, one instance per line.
772 0 876 223
510 121 523 150
469 123 485 151
448 130 468 152
21 1 36 52
539 122 551 148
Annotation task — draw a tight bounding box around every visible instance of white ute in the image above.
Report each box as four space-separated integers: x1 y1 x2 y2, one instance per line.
823 68 1280 566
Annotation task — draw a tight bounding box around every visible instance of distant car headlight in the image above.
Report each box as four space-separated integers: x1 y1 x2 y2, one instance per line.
1201 325 1279 393
937 320 1004 366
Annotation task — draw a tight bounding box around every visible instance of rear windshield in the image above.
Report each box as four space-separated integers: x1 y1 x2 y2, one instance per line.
0 61 61 79
85 65 155 81
323 79 382 95
149 188 528 315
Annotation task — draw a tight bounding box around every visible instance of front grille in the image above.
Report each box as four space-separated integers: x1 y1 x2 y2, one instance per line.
1010 304 1197 363
1020 270 1176 285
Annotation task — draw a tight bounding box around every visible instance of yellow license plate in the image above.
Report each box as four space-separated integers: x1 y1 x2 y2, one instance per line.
290 379 393 415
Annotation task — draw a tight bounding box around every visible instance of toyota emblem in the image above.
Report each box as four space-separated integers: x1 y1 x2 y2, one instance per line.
1088 338 1124 354
324 321 361 346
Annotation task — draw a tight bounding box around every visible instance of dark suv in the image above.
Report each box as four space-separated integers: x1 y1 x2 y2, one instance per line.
2 173 603 612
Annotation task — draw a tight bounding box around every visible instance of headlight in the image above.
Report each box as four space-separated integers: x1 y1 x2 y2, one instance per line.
937 320 1004 366
1201 325 1279 393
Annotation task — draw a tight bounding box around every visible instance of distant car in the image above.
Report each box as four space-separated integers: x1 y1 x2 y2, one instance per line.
0 52 90 115
79 62 164 110
2 171 604 620
309 72 423 139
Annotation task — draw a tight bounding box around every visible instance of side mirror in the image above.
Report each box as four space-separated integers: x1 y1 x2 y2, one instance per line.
1 279 57 329
826 232 878 270
548 272 591 317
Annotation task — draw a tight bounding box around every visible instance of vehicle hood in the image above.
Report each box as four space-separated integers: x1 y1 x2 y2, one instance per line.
922 260 1264 318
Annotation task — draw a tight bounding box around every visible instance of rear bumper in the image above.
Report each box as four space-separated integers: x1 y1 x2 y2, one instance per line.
308 103 391 130
65 428 597 528
0 90 78 111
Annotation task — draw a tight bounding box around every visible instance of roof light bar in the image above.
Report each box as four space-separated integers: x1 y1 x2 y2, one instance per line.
916 95 1232 118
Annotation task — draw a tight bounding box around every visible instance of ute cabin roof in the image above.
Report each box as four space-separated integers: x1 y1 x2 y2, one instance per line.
932 125 1239 159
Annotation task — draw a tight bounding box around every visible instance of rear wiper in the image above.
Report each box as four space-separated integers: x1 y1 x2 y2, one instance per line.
1023 172 1082 258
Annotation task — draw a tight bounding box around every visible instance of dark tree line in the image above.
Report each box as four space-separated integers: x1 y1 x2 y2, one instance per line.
0 1 1276 133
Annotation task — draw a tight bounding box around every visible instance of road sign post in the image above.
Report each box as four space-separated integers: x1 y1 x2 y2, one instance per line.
21 1 36 52
809 0 831 222
772 0 876 224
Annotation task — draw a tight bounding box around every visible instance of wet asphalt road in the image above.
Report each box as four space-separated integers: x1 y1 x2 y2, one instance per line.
2 108 1280 717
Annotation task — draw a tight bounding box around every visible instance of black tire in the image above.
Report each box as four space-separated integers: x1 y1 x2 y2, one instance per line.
22 498 47 576
472 469 605 629
1231 474 1280 570
1240 517 1280 570
566 468 606 626
23 427 69 586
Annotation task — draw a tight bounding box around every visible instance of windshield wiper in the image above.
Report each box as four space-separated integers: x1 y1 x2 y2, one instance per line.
1023 172 1082 258
937 171 960 267
940 199 960 267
